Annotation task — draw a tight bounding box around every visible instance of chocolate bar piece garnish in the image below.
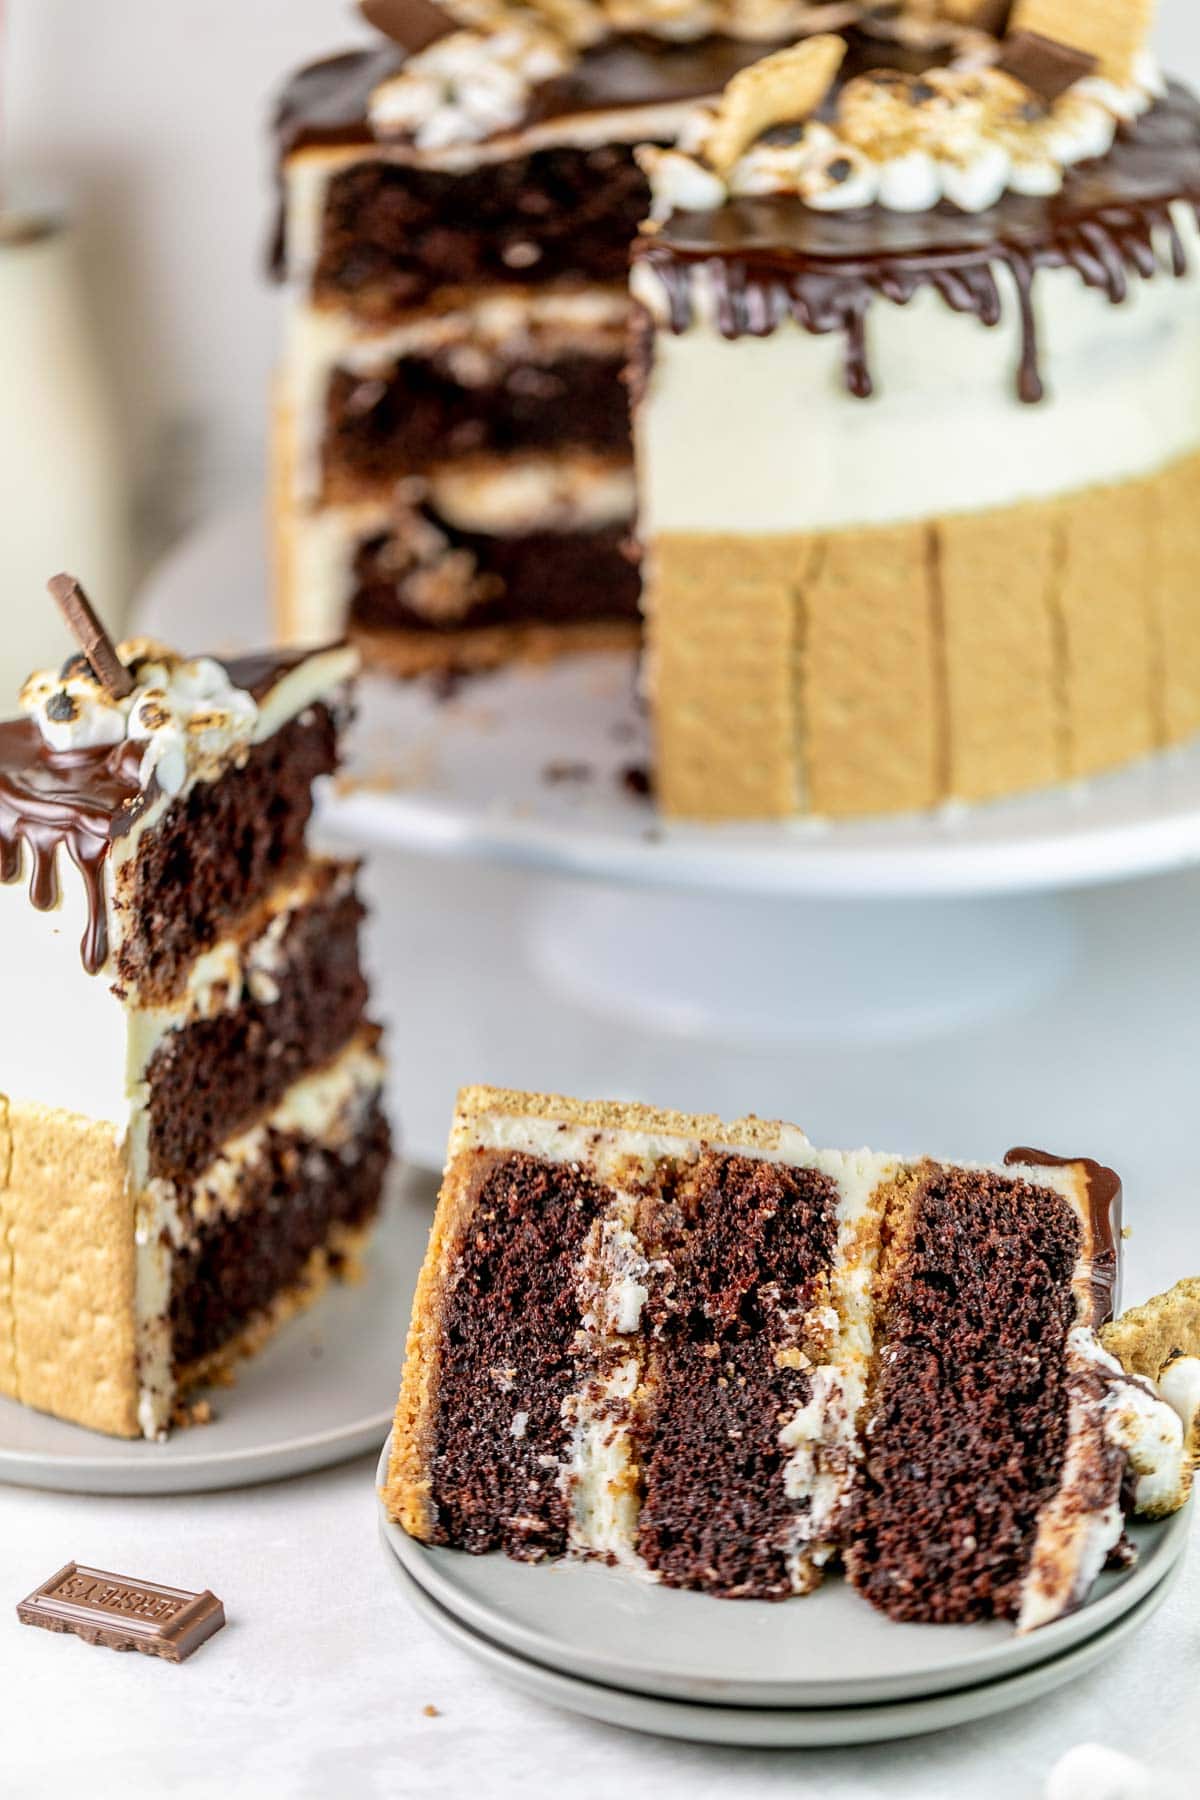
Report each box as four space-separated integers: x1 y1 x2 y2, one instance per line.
47 572 134 702
998 31 1098 103
17 1563 225 1662
359 0 457 54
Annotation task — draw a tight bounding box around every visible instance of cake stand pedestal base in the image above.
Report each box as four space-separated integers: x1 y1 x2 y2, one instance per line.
525 886 1080 1048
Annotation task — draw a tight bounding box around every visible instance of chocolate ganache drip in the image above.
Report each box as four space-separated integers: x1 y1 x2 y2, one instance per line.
1005 1146 1123 1326
0 652 315 977
636 82 1200 404
0 726 145 975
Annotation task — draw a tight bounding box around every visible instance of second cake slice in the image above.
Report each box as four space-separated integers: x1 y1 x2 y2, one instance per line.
385 1086 1193 1631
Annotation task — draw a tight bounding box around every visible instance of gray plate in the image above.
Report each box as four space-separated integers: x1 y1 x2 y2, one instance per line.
384 1546 1182 1748
0 1174 433 1494
376 1437 1192 1708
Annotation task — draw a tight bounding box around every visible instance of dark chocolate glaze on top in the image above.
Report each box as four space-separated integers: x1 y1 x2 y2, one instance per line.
0 646 343 975
0 730 143 973
1004 1146 1123 1325
271 17 964 163
273 35 795 163
634 83 1200 402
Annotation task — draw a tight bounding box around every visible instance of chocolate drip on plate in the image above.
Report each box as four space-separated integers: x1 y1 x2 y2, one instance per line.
1005 1146 1123 1326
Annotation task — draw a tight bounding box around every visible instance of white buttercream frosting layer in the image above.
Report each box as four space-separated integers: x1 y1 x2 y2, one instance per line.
632 210 1200 536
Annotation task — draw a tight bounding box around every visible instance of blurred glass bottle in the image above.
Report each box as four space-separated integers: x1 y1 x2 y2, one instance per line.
0 201 132 692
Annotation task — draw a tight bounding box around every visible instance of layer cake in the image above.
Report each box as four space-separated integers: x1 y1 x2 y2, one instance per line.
385 1086 1197 1629
270 0 832 674
0 616 389 1437
632 2 1200 816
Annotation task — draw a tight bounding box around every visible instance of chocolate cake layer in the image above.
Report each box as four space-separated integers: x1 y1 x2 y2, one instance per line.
349 517 640 637
145 878 368 1184
116 706 341 1002
168 1098 390 1371
323 350 630 496
312 146 650 321
846 1166 1082 1624
635 1154 839 1599
427 1150 609 1559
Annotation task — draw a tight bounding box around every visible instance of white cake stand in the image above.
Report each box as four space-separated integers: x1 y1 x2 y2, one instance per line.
138 506 1200 1273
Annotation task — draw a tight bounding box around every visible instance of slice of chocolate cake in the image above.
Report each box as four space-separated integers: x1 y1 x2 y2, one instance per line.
384 1087 1196 1630
0 595 390 1437
270 0 813 675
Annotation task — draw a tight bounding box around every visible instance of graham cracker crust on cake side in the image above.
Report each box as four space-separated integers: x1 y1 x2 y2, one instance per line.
0 1100 139 1437
386 1149 482 1540
647 448 1200 820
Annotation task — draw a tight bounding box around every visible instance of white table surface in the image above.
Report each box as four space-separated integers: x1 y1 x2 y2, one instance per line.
0 1448 1195 1800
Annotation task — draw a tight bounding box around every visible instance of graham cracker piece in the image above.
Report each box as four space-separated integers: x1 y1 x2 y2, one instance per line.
937 503 1064 801
1147 450 1200 747
270 387 302 647
1052 475 1158 779
449 1083 799 1157
3 1101 139 1438
1101 1278 1200 1383
0 1095 15 1402
646 534 804 819
1007 0 1155 83
385 1149 487 1536
800 521 942 818
703 35 847 176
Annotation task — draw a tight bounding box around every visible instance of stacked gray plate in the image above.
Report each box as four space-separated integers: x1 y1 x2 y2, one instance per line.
375 1440 1191 1747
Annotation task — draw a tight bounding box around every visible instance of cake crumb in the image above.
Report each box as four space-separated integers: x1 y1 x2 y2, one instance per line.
333 767 401 798
422 1704 441 1718
543 760 593 784
170 1398 215 1430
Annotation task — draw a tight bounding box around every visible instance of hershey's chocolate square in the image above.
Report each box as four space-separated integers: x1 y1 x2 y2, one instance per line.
17 1563 225 1663
998 30 1098 102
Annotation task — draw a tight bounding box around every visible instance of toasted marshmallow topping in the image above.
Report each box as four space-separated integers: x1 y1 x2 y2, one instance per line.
369 24 569 148
1016 1328 1193 1633
641 44 1164 219
450 0 868 50
20 640 258 798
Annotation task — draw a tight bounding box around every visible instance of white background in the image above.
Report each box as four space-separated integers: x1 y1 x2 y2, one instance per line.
4 0 1200 558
